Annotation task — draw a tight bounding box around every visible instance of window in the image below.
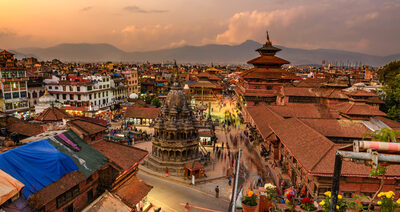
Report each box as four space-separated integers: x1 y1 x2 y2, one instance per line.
343 192 353 198
102 92 105 97
4 93 11 99
69 86 72 91
89 94 92 100
70 94 74 100
86 175 93 184
55 86 59 90
20 91 27 98
3 82 10 89
49 86 52 89
63 86 66 91
56 185 79 209
87 86 92 91
63 94 66 100
78 95 81 100
5 103 12 110
87 189 94 204
77 87 80 92
12 82 18 89
94 93 97 98
20 82 26 88
12 92 19 98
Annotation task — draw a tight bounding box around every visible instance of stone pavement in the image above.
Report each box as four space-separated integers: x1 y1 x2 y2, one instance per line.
133 120 274 210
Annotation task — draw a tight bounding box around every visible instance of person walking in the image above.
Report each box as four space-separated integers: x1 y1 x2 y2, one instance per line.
185 203 190 211
215 186 220 198
228 176 232 186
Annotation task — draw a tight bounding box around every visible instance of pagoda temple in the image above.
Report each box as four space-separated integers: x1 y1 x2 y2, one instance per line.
235 32 299 109
144 62 203 176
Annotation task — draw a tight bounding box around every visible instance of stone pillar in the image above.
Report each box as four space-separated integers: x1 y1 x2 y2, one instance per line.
174 151 177 161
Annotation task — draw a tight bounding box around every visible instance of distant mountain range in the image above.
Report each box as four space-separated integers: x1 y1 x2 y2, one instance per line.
5 40 400 66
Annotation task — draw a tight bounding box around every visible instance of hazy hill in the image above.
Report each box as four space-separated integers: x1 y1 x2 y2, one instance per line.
14 40 400 66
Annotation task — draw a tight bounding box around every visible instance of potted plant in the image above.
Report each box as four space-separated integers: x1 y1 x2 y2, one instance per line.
377 191 400 212
319 191 347 212
285 193 296 211
300 197 317 211
263 183 277 210
242 190 258 212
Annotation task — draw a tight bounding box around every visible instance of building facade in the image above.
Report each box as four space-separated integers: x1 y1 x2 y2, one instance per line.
0 50 29 113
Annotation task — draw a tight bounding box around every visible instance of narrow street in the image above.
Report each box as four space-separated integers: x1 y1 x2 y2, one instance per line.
138 171 229 212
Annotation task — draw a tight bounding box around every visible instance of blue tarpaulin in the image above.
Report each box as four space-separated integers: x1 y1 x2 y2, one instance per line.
0 139 78 198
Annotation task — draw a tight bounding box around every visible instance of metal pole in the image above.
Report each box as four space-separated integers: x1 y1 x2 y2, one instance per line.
231 149 242 212
337 151 400 163
330 153 343 212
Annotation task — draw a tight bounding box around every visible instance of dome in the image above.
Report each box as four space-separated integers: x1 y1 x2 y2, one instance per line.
129 93 138 99
39 90 56 103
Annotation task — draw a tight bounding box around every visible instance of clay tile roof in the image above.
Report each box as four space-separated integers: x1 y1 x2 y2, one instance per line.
35 107 71 122
35 171 85 206
246 104 284 139
269 118 334 172
300 118 371 138
247 56 290 65
79 117 108 127
124 107 160 119
188 81 222 89
320 88 348 99
0 50 14 56
330 102 386 116
113 175 153 208
197 72 220 81
345 90 379 97
267 104 338 119
240 68 299 80
6 117 44 137
374 117 400 130
83 191 131 212
281 87 317 97
311 145 400 178
90 141 148 171
293 79 328 88
67 119 107 136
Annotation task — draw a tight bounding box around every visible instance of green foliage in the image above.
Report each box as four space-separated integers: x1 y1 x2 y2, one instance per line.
151 97 161 108
370 164 387 177
377 191 398 212
379 61 400 121
346 194 369 211
242 190 258 206
379 61 400 86
144 94 152 104
362 128 400 143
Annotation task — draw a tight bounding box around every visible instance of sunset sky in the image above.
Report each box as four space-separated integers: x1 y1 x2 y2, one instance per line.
0 0 399 55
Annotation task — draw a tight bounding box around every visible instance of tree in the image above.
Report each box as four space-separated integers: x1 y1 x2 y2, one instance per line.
151 97 161 108
379 61 400 121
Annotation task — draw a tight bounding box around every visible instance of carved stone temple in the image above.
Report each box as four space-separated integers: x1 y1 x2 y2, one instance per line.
144 62 202 176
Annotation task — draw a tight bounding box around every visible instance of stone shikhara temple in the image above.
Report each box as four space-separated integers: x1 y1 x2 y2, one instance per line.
144 62 203 176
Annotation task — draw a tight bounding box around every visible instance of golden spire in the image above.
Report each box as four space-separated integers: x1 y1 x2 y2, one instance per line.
265 30 272 46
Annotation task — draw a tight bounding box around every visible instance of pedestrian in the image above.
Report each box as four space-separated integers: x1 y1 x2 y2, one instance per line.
228 176 232 186
215 186 220 198
165 167 169 177
222 142 224 150
185 202 190 211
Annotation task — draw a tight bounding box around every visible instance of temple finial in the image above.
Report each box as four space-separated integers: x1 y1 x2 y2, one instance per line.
265 30 272 46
